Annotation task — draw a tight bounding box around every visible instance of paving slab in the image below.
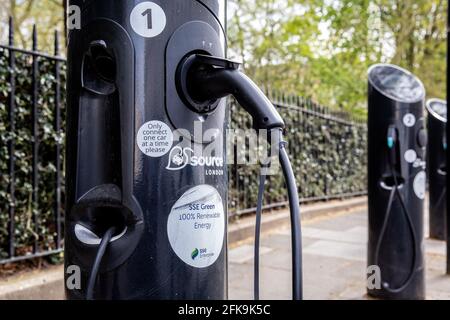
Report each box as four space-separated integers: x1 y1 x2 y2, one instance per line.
303 240 366 262
228 245 273 264
300 227 367 244
0 265 64 300
229 208 450 300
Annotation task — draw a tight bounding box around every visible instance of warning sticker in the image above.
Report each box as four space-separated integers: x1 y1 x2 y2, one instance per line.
413 171 426 200
167 185 225 268
404 149 417 164
137 120 173 157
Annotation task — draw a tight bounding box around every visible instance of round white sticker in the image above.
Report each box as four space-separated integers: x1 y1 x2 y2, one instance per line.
137 120 173 157
167 185 225 268
403 113 416 127
404 149 417 163
413 171 426 200
130 2 166 38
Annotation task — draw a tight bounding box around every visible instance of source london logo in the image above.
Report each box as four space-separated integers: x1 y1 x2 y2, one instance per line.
191 248 199 260
166 146 223 171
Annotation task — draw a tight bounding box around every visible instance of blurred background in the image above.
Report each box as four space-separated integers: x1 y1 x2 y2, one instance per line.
0 0 447 117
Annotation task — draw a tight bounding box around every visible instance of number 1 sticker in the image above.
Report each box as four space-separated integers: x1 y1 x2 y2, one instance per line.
130 2 166 38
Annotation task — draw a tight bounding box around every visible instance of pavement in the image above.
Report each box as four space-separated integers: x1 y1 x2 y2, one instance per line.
228 208 450 300
2 198 450 300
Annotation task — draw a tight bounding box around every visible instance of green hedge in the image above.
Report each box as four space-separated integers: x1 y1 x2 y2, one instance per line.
228 95 367 215
0 48 66 260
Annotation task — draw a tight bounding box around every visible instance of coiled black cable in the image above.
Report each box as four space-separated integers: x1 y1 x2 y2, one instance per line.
86 227 116 300
374 164 419 293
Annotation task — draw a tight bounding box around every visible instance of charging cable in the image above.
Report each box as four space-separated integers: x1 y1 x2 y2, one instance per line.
434 176 447 211
254 168 266 300
435 134 447 209
178 54 303 300
279 135 303 300
86 226 116 300
254 131 303 300
373 128 419 293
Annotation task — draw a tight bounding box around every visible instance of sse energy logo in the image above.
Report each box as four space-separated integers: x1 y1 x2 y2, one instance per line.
191 248 214 261
191 248 199 260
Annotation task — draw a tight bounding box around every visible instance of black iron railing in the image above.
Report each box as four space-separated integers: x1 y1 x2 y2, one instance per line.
228 93 368 217
0 18 65 264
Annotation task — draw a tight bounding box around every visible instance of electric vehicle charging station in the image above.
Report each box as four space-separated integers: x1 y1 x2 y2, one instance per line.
447 2 450 277
367 64 427 300
426 99 447 241
65 0 302 300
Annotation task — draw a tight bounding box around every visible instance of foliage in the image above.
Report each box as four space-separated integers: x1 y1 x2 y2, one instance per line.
375 0 447 101
1 0 446 110
228 0 447 116
229 94 367 215
0 0 65 52
0 47 66 260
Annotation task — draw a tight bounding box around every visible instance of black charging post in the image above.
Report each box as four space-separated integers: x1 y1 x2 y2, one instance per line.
426 99 447 241
447 2 450 275
367 64 427 300
66 0 303 300
66 0 229 300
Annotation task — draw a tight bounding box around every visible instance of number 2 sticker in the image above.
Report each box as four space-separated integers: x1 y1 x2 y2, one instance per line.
403 113 416 127
130 2 166 38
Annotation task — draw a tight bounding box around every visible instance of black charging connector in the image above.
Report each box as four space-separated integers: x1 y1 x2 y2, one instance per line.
177 54 303 300
178 54 284 130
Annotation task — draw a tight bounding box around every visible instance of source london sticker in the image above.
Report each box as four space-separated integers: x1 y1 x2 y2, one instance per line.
167 185 225 268
137 120 173 157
